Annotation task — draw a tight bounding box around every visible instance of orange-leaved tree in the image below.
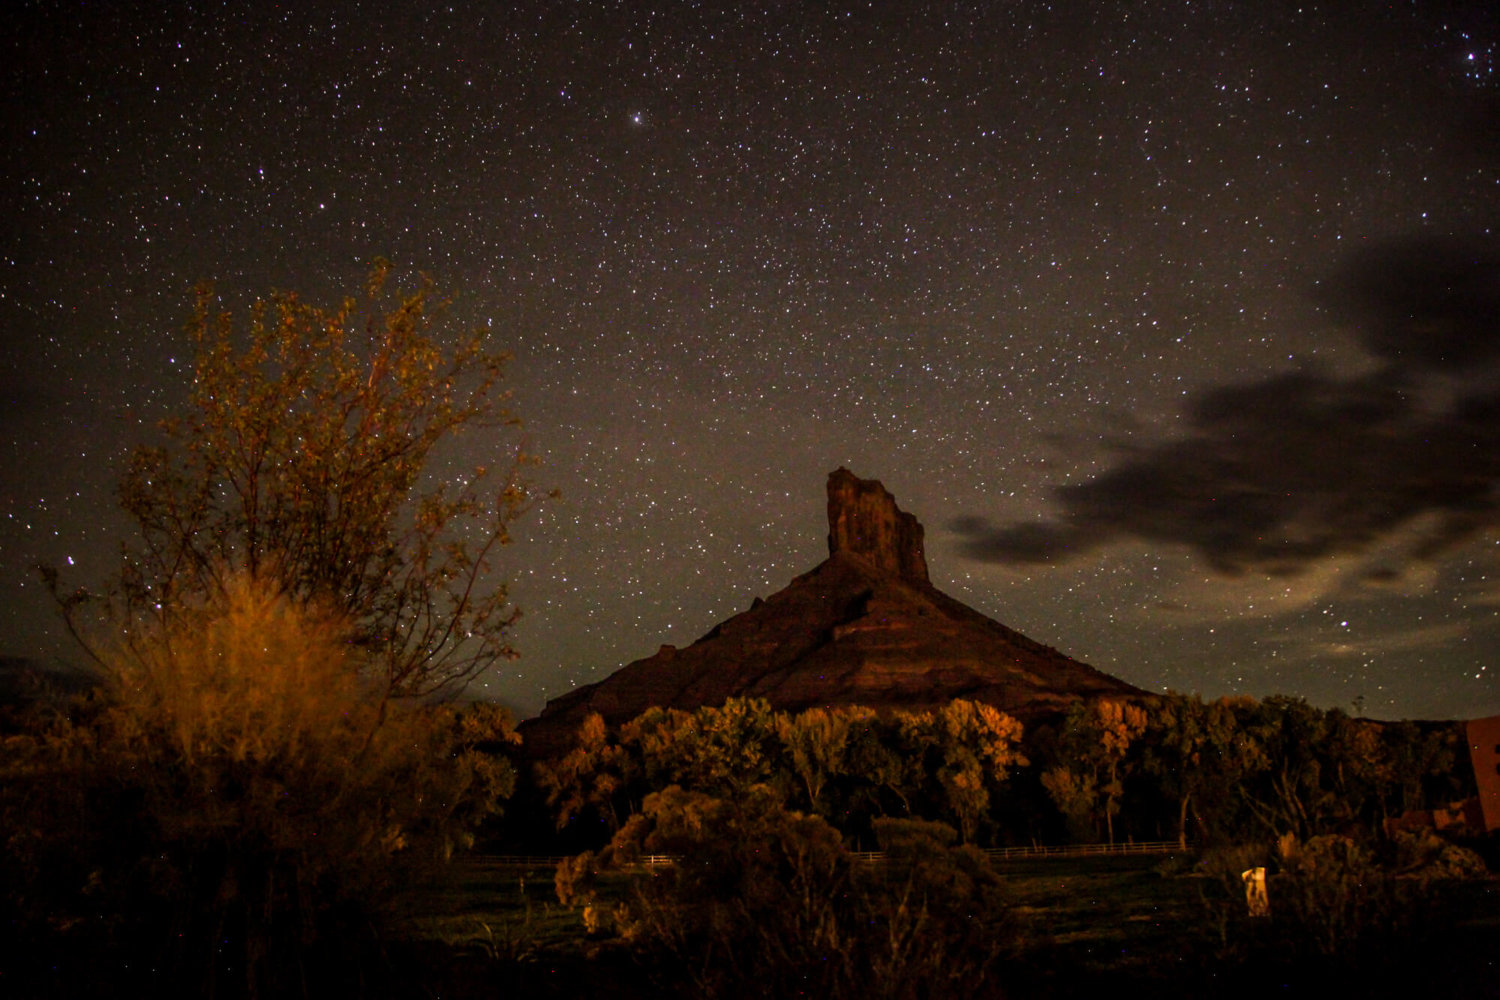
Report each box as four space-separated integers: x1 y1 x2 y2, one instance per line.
20 263 539 995
46 259 544 700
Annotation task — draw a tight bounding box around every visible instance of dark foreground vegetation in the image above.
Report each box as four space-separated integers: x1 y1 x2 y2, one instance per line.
4 267 1496 997
404 845 1499 1000
6 668 1498 997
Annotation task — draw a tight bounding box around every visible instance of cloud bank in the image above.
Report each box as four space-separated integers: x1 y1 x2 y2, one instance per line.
957 234 1500 577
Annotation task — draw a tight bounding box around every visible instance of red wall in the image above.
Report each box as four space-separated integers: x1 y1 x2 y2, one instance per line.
1465 715 1500 832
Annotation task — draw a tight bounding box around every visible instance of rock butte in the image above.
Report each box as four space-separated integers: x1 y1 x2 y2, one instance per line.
519 468 1142 757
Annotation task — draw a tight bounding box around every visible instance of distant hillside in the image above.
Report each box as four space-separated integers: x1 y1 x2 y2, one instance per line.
0 656 95 712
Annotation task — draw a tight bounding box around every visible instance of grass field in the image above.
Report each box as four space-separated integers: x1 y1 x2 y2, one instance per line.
397 851 1500 999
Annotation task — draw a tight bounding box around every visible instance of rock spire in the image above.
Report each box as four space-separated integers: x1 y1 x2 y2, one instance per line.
825 467 928 582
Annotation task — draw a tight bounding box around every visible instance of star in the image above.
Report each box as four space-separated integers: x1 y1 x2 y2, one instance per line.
1 0 1495 723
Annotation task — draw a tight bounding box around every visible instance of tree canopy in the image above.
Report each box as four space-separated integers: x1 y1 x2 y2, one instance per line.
49 260 543 699
14 264 537 994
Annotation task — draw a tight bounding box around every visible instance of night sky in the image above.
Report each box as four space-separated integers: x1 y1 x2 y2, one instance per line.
3 1 1498 722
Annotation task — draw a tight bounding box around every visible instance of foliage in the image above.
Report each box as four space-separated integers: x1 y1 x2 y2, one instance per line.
1129 694 1474 848
562 787 1019 999
553 851 601 909
1141 693 1265 846
1040 765 1098 841
0 574 517 998
539 698 1027 847
1189 830 1487 992
1236 695 1338 839
1263 835 1434 964
542 692 1477 856
1043 699 1146 844
858 818 1021 998
928 699 1030 843
1387 828 1488 879
537 711 640 834
633 697 780 796
46 260 542 700
776 704 875 814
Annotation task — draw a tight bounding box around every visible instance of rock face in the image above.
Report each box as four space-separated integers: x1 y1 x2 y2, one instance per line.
519 469 1142 756
825 467 929 582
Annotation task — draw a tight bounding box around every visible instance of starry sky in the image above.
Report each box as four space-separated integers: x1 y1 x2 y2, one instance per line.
3 1 1498 722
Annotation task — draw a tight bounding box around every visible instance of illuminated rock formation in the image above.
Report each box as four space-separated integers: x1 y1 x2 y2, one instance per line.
520 469 1141 756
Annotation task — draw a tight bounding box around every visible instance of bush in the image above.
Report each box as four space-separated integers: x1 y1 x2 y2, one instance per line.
1192 833 1472 989
564 787 1020 999
0 575 515 998
862 818 1021 997
1388 828 1488 879
1272 835 1409 960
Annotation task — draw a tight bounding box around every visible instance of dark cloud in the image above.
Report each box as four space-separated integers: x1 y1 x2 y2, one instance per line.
958 235 1500 576
1326 234 1500 369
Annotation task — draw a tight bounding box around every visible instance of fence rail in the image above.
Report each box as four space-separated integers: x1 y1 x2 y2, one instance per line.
477 840 1186 870
845 840 1185 864
986 839 1185 860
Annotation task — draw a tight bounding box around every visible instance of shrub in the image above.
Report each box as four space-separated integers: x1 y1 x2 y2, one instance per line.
566 787 1019 999
1388 828 1488 879
1193 833 1466 987
0 575 515 998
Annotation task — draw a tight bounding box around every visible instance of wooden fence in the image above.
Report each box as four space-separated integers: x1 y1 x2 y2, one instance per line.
986 839 1185 860
847 840 1184 863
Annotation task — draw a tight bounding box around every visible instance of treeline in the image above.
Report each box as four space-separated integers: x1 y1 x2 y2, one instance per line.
532 694 1474 852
